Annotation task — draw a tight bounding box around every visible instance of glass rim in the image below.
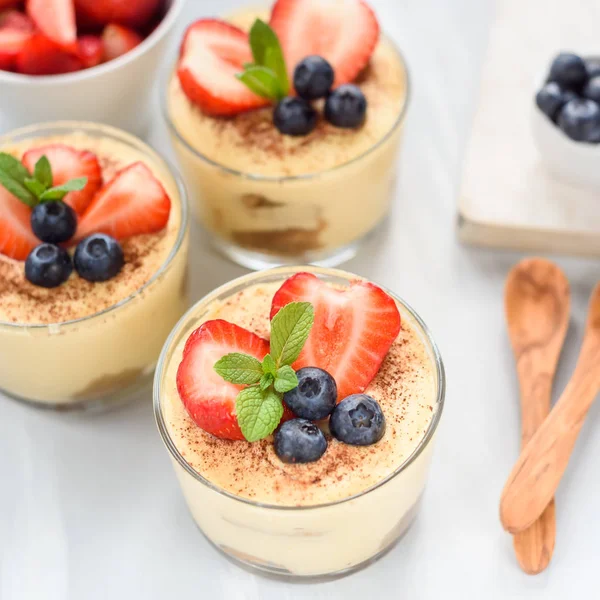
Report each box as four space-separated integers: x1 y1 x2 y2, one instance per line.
153 265 446 512
160 35 411 183
0 120 190 331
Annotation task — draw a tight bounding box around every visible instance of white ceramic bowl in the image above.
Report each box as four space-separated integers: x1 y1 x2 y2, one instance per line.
531 55 600 190
0 0 185 137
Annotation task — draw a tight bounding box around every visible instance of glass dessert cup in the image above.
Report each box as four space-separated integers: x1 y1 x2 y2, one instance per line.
0 122 190 411
154 266 444 579
162 43 410 271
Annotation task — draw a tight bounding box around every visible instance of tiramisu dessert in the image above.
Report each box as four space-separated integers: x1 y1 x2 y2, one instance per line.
0 122 189 408
166 0 409 268
155 267 444 577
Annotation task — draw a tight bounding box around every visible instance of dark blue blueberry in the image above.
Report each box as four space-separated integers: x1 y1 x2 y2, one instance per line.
557 98 600 142
25 243 73 288
274 419 327 463
583 76 600 104
74 233 124 282
273 97 317 136
549 53 588 91
283 367 337 420
535 82 576 122
329 394 385 446
293 56 335 100
30 201 77 244
324 84 367 128
585 58 600 79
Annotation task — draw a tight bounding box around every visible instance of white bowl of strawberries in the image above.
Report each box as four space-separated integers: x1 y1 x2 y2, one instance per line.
0 0 184 136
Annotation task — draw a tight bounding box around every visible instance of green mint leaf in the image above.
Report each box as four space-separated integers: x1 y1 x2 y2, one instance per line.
40 177 87 201
0 152 31 184
33 155 52 189
274 365 298 393
270 301 315 367
24 177 47 198
262 354 277 376
236 66 282 100
248 19 289 95
214 352 263 385
236 387 283 442
0 169 37 207
259 373 274 391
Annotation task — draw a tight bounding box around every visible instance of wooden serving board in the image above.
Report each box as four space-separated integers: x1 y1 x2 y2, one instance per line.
458 0 600 256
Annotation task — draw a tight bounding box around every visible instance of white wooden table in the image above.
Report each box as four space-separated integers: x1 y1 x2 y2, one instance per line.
2 1 599 597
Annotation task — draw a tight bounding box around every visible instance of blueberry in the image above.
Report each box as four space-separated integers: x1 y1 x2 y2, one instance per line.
30 201 77 244
324 84 367 128
585 58 600 79
283 367 337 420
74 233 124 282
557 98 600 142
273 97 317 136
583 76 600 104
329 394 385 446
548 52 588 91
25 243 73 288
535 82 576 121
293 56 335 100
274 419 327 463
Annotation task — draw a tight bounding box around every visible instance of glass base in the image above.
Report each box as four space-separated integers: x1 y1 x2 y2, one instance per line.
0 370 154 413
209 234 366 271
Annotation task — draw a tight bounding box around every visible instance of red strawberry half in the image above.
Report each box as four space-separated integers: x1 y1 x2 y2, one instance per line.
0 186 38 261
270 273 401 401
0 11 35 71
77 35 103 68
269 0 380 87
22 144 102 215
177 19 269 117
74 0 161 29
26 0 77 49
176 320 271 440
102 23 141 62
16 34 83 75
75 161 171 241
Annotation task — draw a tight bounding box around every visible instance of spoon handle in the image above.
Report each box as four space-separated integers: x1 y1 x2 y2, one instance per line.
512 356 556 573
501 342 600 533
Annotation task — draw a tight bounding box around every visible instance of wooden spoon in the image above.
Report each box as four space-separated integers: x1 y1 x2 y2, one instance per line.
501 281 600 535
504 258 570 574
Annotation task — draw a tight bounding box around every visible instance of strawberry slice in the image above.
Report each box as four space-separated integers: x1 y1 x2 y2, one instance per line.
77 35 103 68
0 11 35 71
74 0 161 29
26 0 77 49
16 34 83 75
270 273 401 401
177 19 269 117
22 144 102 215
269 0 380 87
75 162 170 241
102 23 141 62
0 186 38 261
176 320 271 440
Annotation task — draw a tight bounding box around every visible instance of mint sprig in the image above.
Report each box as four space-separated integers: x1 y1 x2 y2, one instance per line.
236 19 289 102
214 301 314 442
0 152 87 208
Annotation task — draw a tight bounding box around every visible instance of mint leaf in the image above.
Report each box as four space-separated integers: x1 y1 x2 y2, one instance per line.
274 365 298 393
24 177 47 198
39 177 87 201
248 19 289 95
262 354 277 376
214 353 263 385
259 373 274 391
236 66 283 100
236 387 283 442
34 156 52 189
270 302 315 367
0 152 30 184
0 169 37 207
